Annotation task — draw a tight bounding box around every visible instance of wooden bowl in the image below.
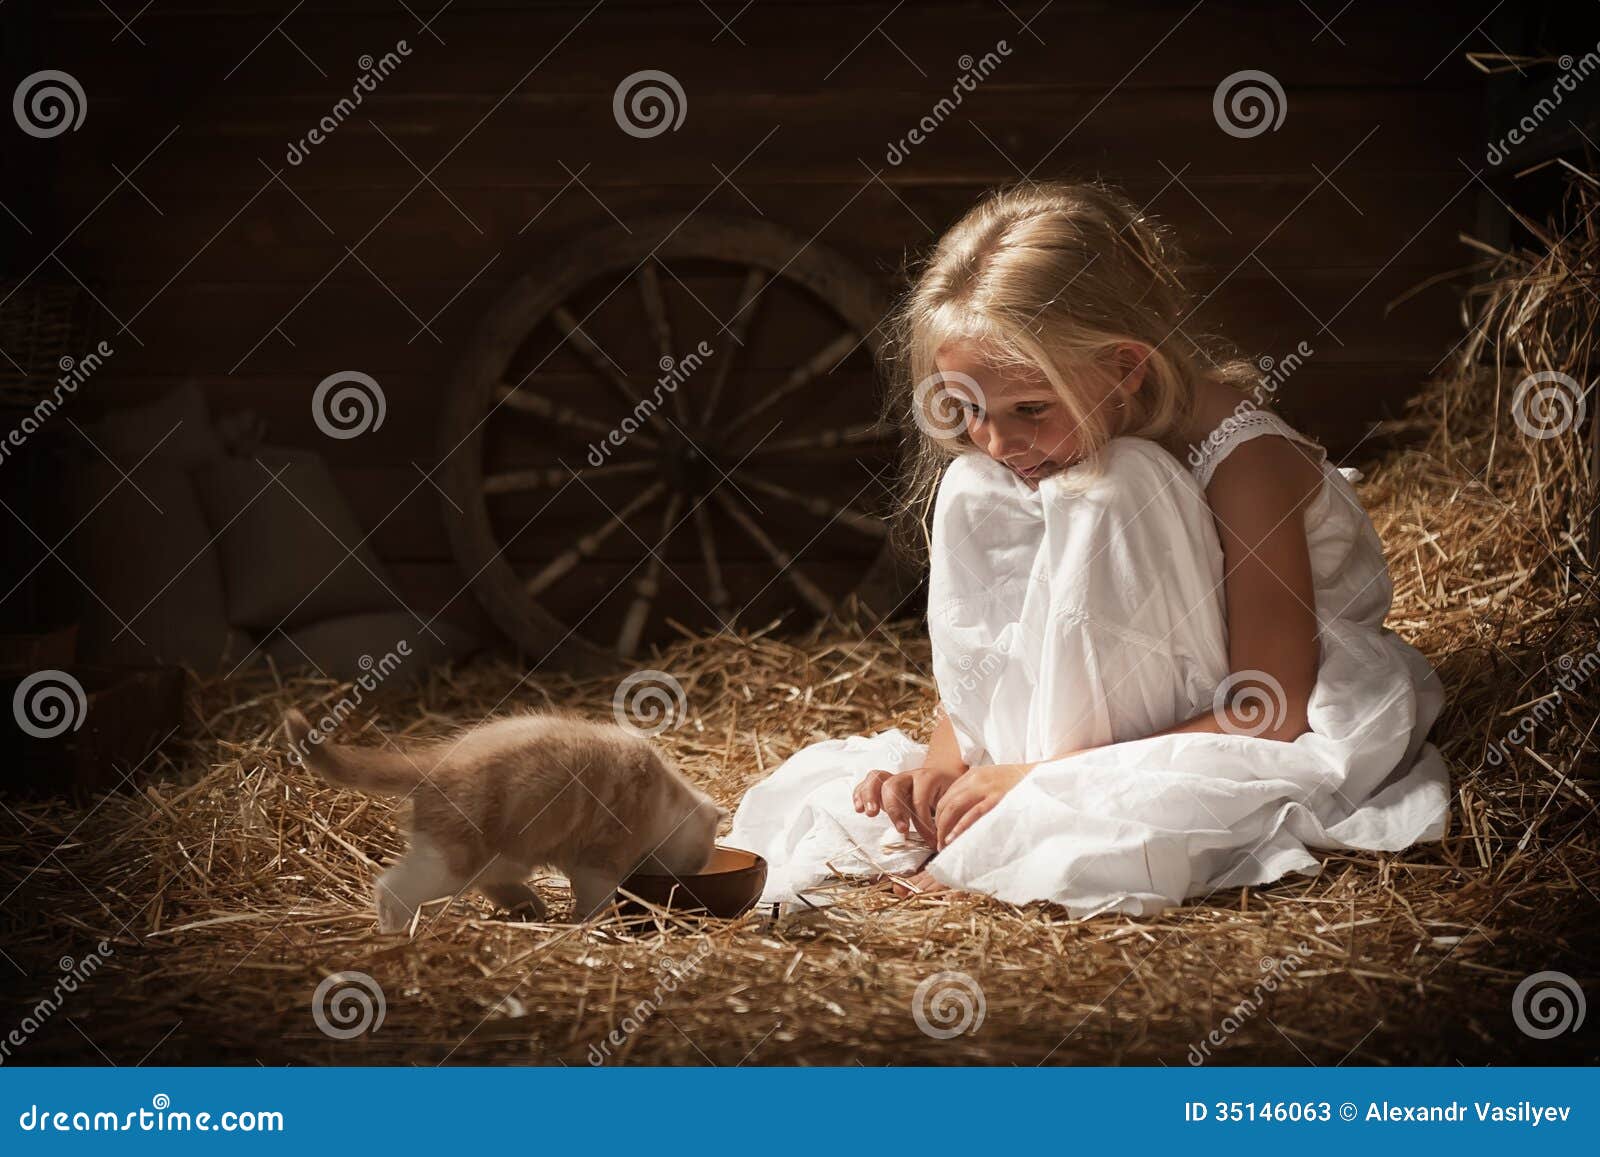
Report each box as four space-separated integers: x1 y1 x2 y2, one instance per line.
617 846 767 918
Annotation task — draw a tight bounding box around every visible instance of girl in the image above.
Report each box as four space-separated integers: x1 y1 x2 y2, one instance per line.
726 180 1449 916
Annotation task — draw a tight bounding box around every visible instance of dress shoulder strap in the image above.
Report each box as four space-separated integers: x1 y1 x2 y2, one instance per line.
1189 408 1327 491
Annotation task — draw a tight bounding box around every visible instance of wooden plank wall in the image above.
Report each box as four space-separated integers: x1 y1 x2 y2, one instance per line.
12 0 1493 642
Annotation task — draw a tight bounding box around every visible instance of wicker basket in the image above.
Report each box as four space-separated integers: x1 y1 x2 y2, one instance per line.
0 279 98 411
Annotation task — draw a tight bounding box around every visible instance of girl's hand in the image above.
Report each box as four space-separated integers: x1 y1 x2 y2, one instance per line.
854 764 967 844
933 763 1030 849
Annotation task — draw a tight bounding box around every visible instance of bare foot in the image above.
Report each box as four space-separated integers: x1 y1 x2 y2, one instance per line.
889 868 950 898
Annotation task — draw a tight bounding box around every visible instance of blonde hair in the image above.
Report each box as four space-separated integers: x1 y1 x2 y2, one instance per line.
876 177 1261 565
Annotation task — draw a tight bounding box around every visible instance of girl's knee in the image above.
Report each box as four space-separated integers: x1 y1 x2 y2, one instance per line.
1072 437 1211 534
1053 437 1222 608
1098 436 1191 488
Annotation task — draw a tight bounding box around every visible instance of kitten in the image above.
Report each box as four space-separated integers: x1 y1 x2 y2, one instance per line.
282 707 722 932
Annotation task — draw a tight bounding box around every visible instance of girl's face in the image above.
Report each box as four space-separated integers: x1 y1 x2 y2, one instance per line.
933 341 1114 488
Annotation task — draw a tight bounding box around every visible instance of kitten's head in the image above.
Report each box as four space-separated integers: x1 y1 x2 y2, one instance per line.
647 787 724 876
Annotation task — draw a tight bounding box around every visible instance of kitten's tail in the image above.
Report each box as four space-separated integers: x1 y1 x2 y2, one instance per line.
282 709 425 797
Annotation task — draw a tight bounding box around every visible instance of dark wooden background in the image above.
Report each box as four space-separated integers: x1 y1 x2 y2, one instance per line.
5 1 1537 645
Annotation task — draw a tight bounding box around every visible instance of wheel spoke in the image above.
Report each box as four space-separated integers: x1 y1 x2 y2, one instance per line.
720 330 859 439
691 503 733 621
484 459 655 496
616 492 685 657
712 489 833 616
445 215 907 662
495 384 660 450
550 304 650 411
636 260 693 426
746 422 895 456
731 471 888 538
701 266 769 428
525 481 666 598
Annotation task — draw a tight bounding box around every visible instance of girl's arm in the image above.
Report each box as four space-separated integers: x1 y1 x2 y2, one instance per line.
854 702 970 841
924 702 971 772
1064 433 1324 746
933 436 1324 849
1188 433 1322 741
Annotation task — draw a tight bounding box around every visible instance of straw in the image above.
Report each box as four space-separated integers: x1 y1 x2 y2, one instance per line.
3 170 1597 1066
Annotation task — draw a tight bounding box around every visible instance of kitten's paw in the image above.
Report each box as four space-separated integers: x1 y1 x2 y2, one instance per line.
375 888 414 934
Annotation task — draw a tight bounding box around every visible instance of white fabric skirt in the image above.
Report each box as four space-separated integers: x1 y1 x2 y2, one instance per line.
728 438 1451 916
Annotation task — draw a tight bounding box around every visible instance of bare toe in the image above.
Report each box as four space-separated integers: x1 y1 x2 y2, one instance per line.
890 868 949 898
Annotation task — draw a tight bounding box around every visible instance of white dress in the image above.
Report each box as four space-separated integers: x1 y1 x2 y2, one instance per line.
726 411 1451 916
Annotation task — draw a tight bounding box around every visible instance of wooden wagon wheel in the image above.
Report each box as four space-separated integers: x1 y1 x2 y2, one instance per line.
439 214 917 673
